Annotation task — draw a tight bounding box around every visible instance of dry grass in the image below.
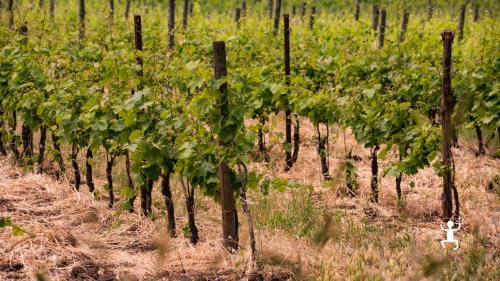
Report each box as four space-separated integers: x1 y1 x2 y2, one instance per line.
1 116 499 280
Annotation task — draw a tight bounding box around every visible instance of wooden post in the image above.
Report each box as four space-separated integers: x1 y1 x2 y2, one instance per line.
371 5 379 31
268 0 273 19
427 0 433 21
49 0 54 19
182 0 188 29
301 2 306 20
134 15 144 77
213 41 239 251
134 14 151 216
109 0 114 21
399 10 409 43
8 0 14 30
440 30 456 222
377 9 386 48
235 8 241 28
458 5 466 41
309 6 316 30
19 25 33 162
354 0 360 21
78 0 85 40
284 14 292 171
168 0 175 49
19 25 30 163
125 0 131 19
273 0 281 36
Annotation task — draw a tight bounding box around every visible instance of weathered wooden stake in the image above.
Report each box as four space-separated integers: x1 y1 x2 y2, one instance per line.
182 0 188 29
134 15 144 77
371 5 379 31
458 4 466 41
109 0 114 22
168 0 175 49
241 1 246 17
8 0 14 30
284 14 293 171
354 0 360 21
125 0 131 19
273 0 281 36
427 0 433 21
399 10 409 43
309 6 316 30
235 8 241 28
49 0 54 19
301 2 306 20
213 41 239 251
440 30 459 221
377 9 386 48
268 0 273 19
78 0 85 40
19 25 33 162
134 15 152 216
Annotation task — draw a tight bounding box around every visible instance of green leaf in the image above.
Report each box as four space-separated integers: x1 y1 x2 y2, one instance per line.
129 130 143 142
12 226 25 236
0 217 12 228
94 119 108 131
270 83 283 95
271 178 288 192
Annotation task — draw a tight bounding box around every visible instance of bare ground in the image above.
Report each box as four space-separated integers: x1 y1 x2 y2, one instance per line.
1 117 499 280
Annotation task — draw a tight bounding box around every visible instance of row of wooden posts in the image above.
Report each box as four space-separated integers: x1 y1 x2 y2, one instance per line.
4 1 480 46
